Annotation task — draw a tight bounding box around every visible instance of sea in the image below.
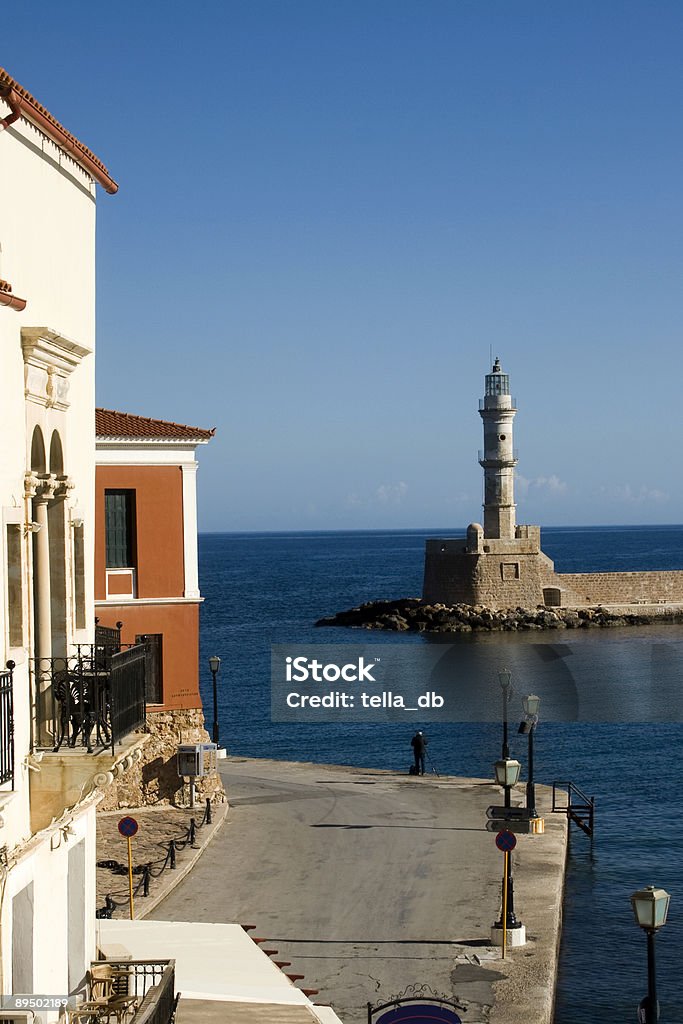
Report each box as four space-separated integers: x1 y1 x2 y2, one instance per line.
197 526 683 1024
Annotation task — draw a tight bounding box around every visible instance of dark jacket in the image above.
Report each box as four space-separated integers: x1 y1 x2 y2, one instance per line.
411 732 428 754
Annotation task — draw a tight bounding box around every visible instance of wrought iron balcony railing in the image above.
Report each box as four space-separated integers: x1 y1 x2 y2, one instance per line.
82 960 177 1024
0 663 14 787
32 641 147 755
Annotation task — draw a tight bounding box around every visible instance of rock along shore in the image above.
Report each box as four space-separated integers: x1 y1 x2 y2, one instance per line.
316 597 683 633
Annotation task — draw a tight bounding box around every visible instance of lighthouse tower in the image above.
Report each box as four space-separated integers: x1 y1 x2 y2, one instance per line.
478 358 518 539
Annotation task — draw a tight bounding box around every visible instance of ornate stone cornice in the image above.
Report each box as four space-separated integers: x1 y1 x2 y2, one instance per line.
21 327 92 410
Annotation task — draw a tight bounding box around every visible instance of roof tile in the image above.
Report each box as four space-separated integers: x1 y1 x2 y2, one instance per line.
96 408 215 441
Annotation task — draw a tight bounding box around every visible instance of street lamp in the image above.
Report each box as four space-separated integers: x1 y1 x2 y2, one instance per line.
630 885 671 1024
518 694 541 818
208 656 221 745
498 669 513 805
493 756 522 936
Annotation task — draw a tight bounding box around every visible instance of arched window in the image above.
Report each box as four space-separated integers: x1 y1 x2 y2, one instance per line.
30 426 46 474
49 430 64 476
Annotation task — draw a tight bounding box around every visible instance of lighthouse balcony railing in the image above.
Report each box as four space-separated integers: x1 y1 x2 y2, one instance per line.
478 449 519 463
479 397 517 411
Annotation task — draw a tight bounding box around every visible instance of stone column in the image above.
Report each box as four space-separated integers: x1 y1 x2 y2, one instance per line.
50 476 74 657
33 476 56 665
31 471 56 745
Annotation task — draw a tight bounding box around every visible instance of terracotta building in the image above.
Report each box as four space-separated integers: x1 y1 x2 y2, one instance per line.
94 409 220 804
94 408 214 711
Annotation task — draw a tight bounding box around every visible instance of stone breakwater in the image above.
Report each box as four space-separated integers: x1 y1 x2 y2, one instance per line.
316 597 683 633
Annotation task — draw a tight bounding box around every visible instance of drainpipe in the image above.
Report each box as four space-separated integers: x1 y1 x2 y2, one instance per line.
0 282 27 312
0 81 118 193
0 86 21 132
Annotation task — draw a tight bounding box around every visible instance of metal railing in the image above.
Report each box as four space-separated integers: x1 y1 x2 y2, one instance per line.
552 780 595 837
110 645 147 749
32 642 147 754
95 960 177 1024
0 663 14 787
94 621 122 651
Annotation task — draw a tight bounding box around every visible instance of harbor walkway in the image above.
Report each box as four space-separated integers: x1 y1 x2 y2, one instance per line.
143 757 568 1024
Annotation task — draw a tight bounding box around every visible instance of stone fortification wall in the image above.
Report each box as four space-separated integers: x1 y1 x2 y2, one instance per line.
424 539 683 610
423 539 557 607
98 708 225 811
555 570 683 607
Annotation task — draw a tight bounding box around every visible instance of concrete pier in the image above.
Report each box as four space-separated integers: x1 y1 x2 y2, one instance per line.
150 758 568 1024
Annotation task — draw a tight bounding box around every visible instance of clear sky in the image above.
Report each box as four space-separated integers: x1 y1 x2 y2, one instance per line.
6 2 683 531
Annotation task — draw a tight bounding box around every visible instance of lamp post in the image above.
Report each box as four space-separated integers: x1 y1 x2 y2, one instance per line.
493 757 522 932
519 694 540 818
208 656 221 745
630 885 671 1024
498 668 512 805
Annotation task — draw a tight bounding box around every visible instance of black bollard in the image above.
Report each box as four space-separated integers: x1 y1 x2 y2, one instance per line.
189 818 197 848
169 839 176 869
206 797 212 825
143 865 150 897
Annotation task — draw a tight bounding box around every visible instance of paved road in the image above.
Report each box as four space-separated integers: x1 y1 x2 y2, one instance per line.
151 758 566 1024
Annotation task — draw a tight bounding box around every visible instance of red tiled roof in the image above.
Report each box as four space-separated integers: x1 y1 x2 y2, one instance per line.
96 409 215 441
0 67 117 194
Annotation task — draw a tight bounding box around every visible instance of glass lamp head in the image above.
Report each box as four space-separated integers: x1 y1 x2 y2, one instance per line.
208 655 221 674
498 668 512 692
523 693 541 717
494 758 521 788
630 886 671 931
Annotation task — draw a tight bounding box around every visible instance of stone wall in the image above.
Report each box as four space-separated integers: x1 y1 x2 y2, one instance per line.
424 538 683 610
423 541 557 607
97 708 226 811
554 571 683 606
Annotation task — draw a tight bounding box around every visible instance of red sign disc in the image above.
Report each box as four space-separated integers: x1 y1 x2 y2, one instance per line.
118 816 139 838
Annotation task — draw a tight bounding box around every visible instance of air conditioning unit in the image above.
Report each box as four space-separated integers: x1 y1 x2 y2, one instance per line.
177 743 217 778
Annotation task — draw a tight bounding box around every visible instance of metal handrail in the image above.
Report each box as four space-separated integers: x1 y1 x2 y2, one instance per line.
552 780 595 837
98 960 174 1002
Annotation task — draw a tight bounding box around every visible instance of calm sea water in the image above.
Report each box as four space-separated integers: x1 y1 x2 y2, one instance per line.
198 526 683 1023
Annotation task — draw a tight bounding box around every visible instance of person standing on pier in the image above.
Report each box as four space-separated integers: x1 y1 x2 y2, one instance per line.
411 730 428 775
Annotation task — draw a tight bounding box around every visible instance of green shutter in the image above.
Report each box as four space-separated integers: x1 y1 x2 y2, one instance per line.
105 491 133 567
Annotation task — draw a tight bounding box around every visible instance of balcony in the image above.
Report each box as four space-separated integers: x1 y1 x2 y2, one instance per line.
478 448 519 466
31 636 147 755
0 663 14 787
72 959 177 1024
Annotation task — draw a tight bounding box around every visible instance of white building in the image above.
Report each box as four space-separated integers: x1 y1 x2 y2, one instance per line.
0 67 143 1017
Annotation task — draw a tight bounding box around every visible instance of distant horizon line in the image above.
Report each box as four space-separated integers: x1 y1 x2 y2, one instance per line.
198 523 683 536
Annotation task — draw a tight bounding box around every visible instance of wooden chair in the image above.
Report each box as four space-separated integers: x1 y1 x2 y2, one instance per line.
70 964 139 1023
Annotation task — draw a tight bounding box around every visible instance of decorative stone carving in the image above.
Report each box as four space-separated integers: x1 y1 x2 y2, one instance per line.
21 327 92 410
53 475 75 501
34 475 57 502
23 471 39 499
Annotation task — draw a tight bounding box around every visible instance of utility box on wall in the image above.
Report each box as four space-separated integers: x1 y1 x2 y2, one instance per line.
177 743 217 778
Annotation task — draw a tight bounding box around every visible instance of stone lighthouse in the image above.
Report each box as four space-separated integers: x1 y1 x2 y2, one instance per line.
422 359 683 610
479 358 518 539
423 357 551 607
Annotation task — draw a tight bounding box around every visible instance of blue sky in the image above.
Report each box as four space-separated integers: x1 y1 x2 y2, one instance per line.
7 2 683 530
